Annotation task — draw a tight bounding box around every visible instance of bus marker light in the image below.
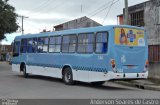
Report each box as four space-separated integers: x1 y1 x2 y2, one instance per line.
117 75 120 77
145 60 149 68
144 60 149 72
111 59 116 68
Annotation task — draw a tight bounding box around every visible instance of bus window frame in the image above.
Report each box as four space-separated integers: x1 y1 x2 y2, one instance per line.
61 34 77 53
95 31 109 54
77 32 95 54
27 37 38 53
48 35 62 53
37 37 49 53
20 38 28 53
13 41 20 57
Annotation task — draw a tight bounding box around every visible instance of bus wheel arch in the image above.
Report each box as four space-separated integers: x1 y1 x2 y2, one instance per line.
62 65 75 85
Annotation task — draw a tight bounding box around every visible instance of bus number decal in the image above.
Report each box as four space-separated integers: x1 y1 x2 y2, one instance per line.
98 55 104 60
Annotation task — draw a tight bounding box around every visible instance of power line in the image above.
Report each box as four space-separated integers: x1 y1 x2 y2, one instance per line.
26 0 54 18
40 0 71 14
30 0 67 17
76 0 120 27
89 0 119 18
101 0 116 25
87 0 113 16
30 0 53 13
30 0 114 22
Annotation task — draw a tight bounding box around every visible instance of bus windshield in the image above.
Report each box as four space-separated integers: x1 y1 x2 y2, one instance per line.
114 27 145 46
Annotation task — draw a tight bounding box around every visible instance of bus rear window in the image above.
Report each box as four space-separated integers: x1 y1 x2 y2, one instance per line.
114 28 145 46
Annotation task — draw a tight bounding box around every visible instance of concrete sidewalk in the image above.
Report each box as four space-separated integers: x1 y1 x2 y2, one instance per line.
114 79 160 91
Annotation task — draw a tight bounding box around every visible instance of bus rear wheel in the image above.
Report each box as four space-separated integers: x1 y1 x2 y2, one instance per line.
22 65 29 78
62 68 75 85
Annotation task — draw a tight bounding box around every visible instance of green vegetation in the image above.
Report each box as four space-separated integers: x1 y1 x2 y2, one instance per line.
0 0 18 40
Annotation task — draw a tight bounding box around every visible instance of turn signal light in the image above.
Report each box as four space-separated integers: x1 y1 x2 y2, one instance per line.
111 59 116 68
144 60 149 72
145 60 149 68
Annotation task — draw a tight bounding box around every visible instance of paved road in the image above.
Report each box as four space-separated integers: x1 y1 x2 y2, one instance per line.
0 62 160 99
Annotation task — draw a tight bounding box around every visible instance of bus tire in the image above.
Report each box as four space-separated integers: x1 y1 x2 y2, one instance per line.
22 65 29 78
91 81 105 86
62 68 75 85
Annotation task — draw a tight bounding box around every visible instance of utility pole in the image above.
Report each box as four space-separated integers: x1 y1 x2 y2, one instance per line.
18 15 29 35
124 0 129 25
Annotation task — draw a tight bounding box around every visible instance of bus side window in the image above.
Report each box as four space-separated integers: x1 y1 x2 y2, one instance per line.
20 39 28 53
27 38 37 53
32 38 38 53
38 37 49 53
13 41 20 57
49 36 61 53
62 35 76 53
96 32 108 53
77 33 94 53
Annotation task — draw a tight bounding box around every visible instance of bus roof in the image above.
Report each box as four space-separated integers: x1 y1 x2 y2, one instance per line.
14 25 144 40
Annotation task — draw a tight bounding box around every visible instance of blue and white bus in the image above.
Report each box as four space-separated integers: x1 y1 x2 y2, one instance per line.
12 25 148 85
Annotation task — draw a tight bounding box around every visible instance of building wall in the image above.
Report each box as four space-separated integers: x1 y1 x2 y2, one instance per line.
118 15 124 25
144 1 160 45
54 16 102 31
144 1 160 63
63 16 101 30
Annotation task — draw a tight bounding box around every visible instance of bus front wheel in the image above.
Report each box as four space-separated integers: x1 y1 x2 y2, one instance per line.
22 65 29 78
62 68 75 85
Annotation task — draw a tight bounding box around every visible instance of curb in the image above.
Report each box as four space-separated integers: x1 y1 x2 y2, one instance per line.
143 85 160 91
115 81 160 91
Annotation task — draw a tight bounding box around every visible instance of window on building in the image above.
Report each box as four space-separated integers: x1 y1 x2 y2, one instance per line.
130 11 144 26
37 37 49 53
96 32 108 53
62 35 77 53
149 45 160 62
77 33 94 53
49 36 61 53
20 39 28 53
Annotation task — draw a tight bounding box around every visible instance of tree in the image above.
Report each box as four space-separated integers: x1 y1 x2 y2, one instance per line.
0 0 18 41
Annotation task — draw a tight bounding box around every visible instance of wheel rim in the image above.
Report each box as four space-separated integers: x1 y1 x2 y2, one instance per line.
65 71 71 83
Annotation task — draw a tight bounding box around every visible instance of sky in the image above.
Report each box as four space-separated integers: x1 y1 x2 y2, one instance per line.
1 0 149 45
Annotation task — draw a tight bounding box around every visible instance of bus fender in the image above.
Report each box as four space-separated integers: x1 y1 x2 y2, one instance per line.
62 64 73 75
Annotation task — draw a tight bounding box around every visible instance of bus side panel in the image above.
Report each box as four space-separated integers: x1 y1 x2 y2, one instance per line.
25 52 111 82
73 70 89 82
26 65 62 79
12 64 20 72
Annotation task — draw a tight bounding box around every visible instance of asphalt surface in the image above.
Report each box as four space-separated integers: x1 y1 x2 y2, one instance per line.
0 62 160 99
